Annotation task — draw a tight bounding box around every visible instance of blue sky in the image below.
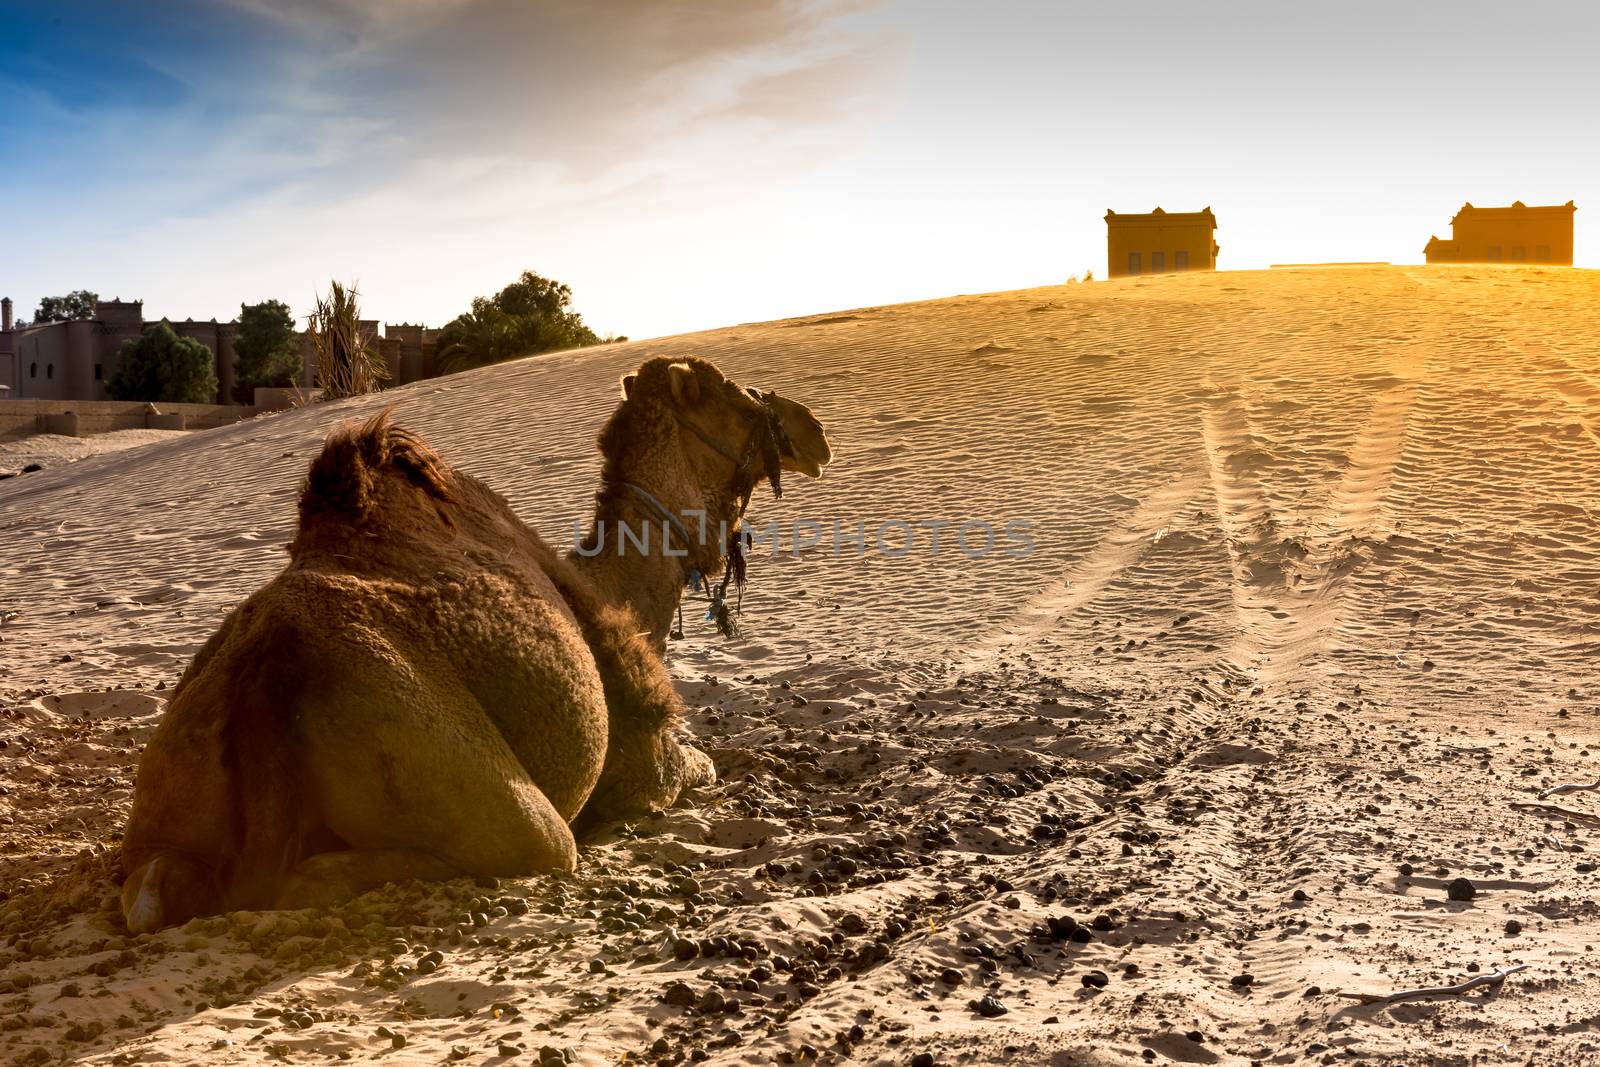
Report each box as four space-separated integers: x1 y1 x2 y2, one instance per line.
4 0 1598 338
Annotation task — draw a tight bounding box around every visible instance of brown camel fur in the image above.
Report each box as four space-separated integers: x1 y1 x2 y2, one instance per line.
120 356 831 932
572 355 832 650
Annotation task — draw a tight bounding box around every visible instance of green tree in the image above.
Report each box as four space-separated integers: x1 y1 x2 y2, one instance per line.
435 306 530 371
231 299 302 404
106 322 219 404
436 270 608 373
33 290 99 323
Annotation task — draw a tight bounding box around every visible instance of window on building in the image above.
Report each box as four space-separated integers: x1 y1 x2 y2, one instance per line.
1536 245 1552 262
1512 246 1527 262
94 364 103 380
1127 252 1142 275
1151 251 1166 273
46 364 54 379
1175 250 1189 270
29 362 37 378
1486 246 1502 261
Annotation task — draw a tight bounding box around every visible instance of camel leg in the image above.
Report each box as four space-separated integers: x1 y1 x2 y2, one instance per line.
122 850 215 934
681 743 716 788
275 849 466 910
292 674 582 901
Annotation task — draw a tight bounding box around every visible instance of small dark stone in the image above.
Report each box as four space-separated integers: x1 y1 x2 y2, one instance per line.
673 938 699 962
1230 973 1254 988
589 958 607 974
1081 970 1108 989
911 1054 936 1067
1447 877 1476 902
662 982 696 1007
1505 919 1524 936
1398 863 1414 877
938 967 963 985
1046 914 1079 939
1291 889 1310 902
973 994 1008 1017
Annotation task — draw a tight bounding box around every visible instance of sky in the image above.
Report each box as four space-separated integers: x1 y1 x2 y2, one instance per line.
4 0 1599 339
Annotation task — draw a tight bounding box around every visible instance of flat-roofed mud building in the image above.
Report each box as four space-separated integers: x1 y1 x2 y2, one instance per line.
1424 201 1575 265
1105 207 1219 278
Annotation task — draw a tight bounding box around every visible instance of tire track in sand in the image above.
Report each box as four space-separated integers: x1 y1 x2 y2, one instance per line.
1202 377 1419 680
1199 379 1300 670
963 468 1208 664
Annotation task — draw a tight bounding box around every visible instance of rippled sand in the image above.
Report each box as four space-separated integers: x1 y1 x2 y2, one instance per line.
2 265 1598 1065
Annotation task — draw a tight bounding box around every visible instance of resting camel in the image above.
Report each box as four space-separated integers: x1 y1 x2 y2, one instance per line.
120 356 831 933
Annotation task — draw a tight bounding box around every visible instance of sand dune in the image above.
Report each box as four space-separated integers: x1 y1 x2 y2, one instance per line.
3 265 1600 1065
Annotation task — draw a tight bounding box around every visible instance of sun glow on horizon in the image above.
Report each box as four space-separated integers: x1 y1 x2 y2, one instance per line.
3 0 1598 339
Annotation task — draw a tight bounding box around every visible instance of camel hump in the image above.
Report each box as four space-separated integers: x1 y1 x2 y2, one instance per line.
299 409 453 524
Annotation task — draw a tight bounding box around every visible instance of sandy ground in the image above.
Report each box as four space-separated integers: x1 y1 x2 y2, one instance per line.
2 264 1599 1065
0 428 189 478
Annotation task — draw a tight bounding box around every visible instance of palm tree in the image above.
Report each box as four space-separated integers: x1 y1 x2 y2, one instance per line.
306 281 387 398
436 306 536 374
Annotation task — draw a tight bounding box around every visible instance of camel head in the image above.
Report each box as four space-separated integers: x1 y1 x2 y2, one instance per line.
616 356 831 499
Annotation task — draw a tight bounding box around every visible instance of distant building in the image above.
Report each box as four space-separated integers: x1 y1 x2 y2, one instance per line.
1105 207 1219 278
0 298 442 404
0 298 13 397
1424 200 1575 265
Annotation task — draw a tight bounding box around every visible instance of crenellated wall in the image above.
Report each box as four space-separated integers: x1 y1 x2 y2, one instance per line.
1 299 444 403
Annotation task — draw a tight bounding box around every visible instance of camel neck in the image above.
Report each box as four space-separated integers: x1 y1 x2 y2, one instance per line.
569 483 738 651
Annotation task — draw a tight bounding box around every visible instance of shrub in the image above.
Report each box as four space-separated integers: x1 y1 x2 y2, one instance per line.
436 270 605 373
232 299 302 404
106 322 219 404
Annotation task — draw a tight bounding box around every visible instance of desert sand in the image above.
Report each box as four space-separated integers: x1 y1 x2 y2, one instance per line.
0 429 188 479
2 264 1599 1065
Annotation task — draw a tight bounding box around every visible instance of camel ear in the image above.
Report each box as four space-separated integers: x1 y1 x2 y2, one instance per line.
667 362 700 407
620 373 636 399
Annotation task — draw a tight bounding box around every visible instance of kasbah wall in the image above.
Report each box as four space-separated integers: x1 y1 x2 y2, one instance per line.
0 296 440 406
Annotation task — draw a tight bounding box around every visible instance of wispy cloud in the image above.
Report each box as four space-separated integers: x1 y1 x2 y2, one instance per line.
196 0 891 182
5 0 893 332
